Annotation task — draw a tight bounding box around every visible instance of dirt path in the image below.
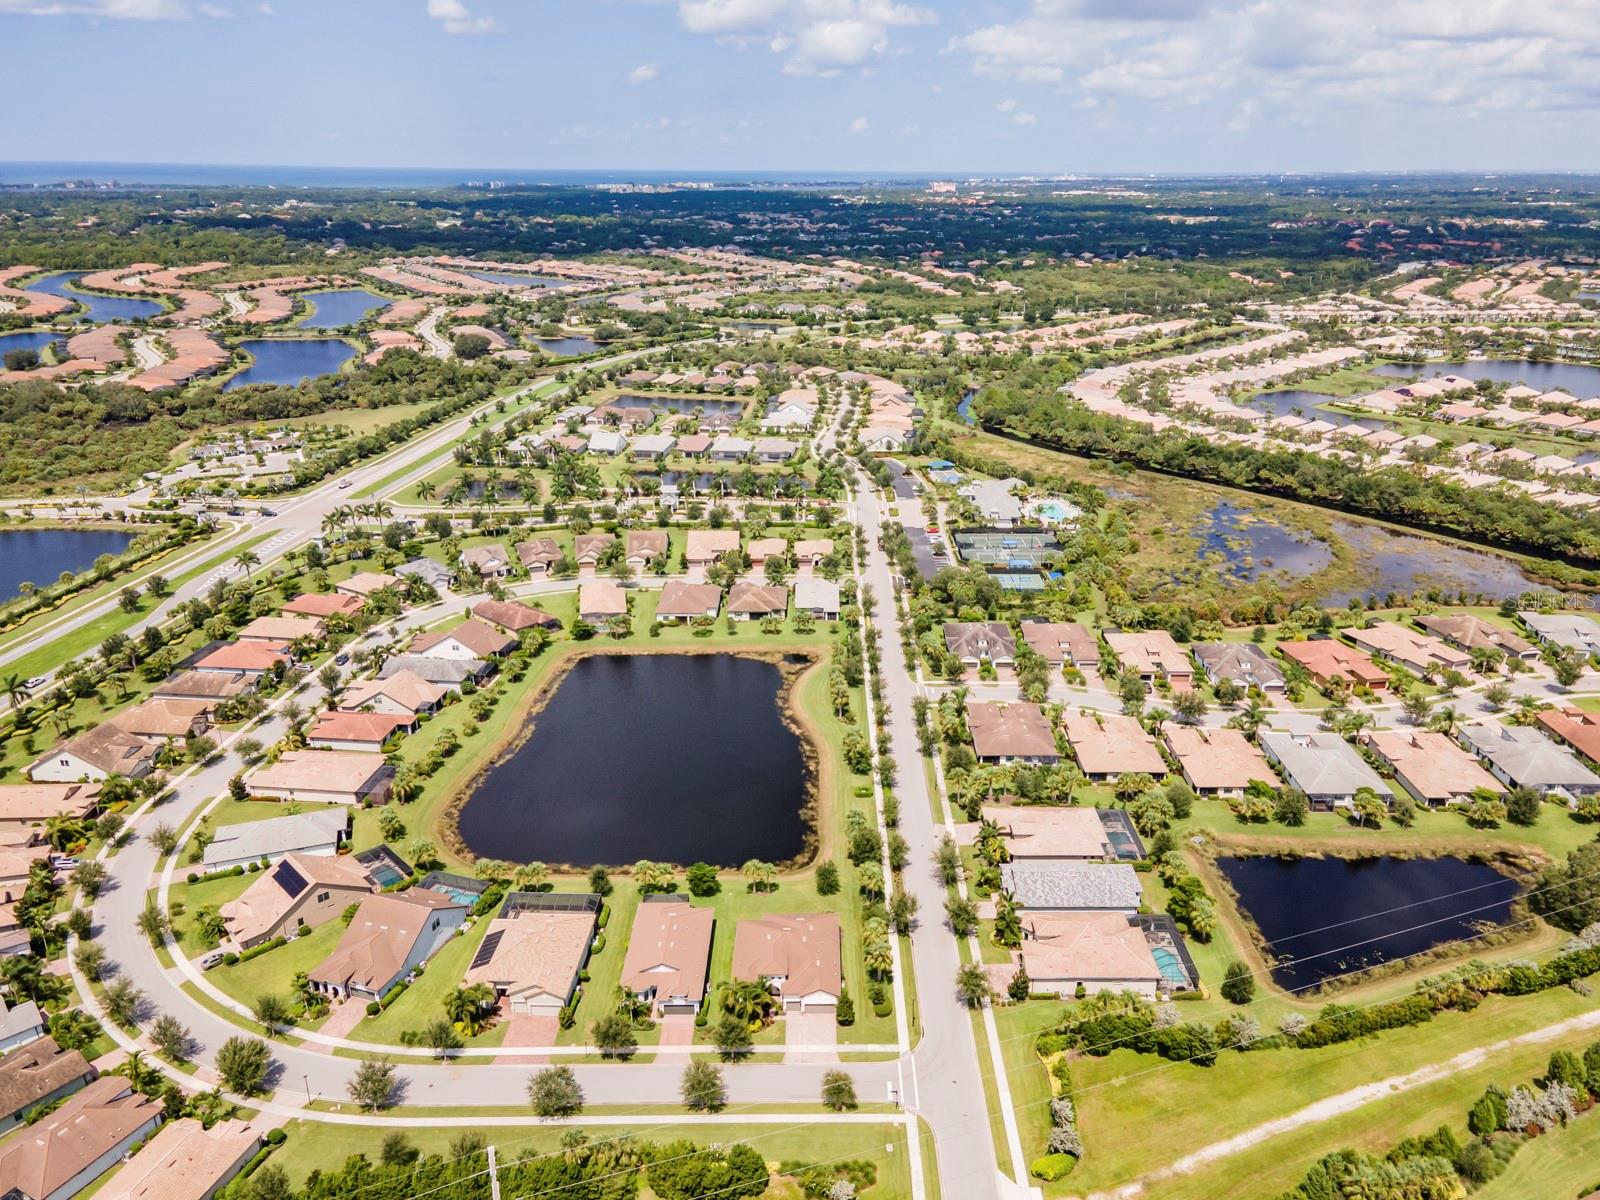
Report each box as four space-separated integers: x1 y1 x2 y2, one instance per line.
1081 1007 1600 1199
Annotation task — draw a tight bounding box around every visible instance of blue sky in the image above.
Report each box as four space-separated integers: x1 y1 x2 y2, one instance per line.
5 0 1600 173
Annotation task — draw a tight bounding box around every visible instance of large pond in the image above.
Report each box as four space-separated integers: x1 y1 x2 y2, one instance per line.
25 271 164 323
467 271 567 288
1219 854 1519 991
1372 360 1600 398
0 527 138 602
611 392 744 416
1325 520 1556 605
1247 389 1387 429
223 338 355 390
533 336 599 357
1197 501 1334 582
0 330 61 359
456 653 810 866
296 288 391 328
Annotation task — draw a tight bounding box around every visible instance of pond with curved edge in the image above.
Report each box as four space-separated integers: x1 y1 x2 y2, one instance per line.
1372 360 1600 399
223 339 355 390
0 528 138 602
1218 854 1519 991
0 331 61 359
24 271 163 323
467 271 567 288
533 336 600 357
296 288 392 329
456 652 810 867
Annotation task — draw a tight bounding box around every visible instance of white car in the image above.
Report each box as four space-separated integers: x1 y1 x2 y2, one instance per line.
199 950 226 971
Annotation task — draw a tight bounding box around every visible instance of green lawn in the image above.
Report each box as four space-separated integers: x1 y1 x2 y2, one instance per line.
1477 1109 1600 1200
169 870 255 956
345 910 500 1046
209 919 346 1012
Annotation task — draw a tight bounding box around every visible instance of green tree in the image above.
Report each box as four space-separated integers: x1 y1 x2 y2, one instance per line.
821 1069 858 1111
681 1059 727 1111
215 1036 272 1095
1221 961 1256 1005
347 1058 398 1111
528 1065 584 1116
591 1012 638 1059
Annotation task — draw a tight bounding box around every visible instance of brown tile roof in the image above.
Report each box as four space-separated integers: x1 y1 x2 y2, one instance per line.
1536 708 1600 765
0 1076 160 1199
220 851 375 945
463 904 596 1003
619 898 714 1009
307 711 412 746
1162 726 1272 792
472 599 559 631
410 618 516 659
107 699 210 740
731 912 840 1001
515 538 563 569
336 572 400 597
34 723 156 778
152 670 253 700
1278 640 1389 688
236 615 324 642
194 641 291 673
96 1117 259 1200
247 750 392 796
0 1038 93 1121
982 805 1113 859
967 700 1058 760
578 582 627 617
283 592 365 619
625 530 669 560
308 891 465 994
1062 711 1166 777
686 530 740 563
726 582 787 615
1364 730 1504 803
339 671 448 715
0 784 102 826
1020 621 1097 665
1017 911 1162 985
657 581 722 619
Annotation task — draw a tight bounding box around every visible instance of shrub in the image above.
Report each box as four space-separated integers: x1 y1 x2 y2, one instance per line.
1030 1154 1076 1181
366 1002 381 1017
1221 961 1256 1005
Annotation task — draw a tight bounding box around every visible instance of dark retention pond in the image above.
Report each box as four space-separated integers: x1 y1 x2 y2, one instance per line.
224 338 355 390
456 653 810 867
533 336 600 357
1372 360 1600 399
1218 854 1520 991
25 271 164 323
0 527 138 602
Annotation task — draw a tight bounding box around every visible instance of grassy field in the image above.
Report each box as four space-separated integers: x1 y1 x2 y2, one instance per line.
268 1117 916 1197
209 918 345 1012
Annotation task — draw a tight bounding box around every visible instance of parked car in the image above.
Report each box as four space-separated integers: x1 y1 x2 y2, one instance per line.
50 855 79 871
334 653 350 666
199 951 226 971
25 676 48 690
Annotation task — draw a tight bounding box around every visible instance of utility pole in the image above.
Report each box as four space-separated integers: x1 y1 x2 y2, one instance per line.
487 1143 501 1200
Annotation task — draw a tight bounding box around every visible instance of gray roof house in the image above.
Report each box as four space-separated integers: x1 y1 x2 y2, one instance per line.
944 622 1017 666
1518 611 1600 656
394 559 454 591
378 654 492 689
1458 721 1600 796
1193 642 1285 692
202 808 350 871
1260 731 1392 809
1000 862 1142 912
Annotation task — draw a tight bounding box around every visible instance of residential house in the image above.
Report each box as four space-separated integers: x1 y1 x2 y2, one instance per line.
792 577 841 620
376 655 491 690
1343 621 1472 676
1017 912 1168 999
726 582 787 621
587 429 628 456
753 437 797 463
1162 726 1273 797
572 533 615 574
308 890 468 1002
472 599 559 633
1519 611 1600 656
685 530 740 568
1019 621 1099 669
1000 861 1143 913
107 699 211 745
219 852 379 949
28 725 156 784
283 592 364 621
943 622 1016 668
244 750 395 806
235 615 323 644
306 710 415 753
515 537 563 576
339 671 448 716
791 539 834 575
619 896 714 1016
981 806 1139 862
150 671 254 704
201 808 350 871
0 1001 45 1057
730 913 841 1013
96 1118 260 1200
1062 711 1166 782
460 545 514 580
0 1038 93 1134
409 618 517 661
335 572 400 600
191 641 290 678
394 558 453 592
1362 730 1503 807
675 433 711 457
630 434 675 460
1103 630 1193 692
745 537 787 567
656 581 721 623
463 893 600 1016
578 582 628 624
0 784 101 830
1260 731 1393 809
1415 613 1537 661
1277 639 1390 692
0 1077 161 1200
709 435 753 462
624 531 669 571
1536 707 1600 767
1459 721 1600 796
1192 642 1285 694
966 700 1060 764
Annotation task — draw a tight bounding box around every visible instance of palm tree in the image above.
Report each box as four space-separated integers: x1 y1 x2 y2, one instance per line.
445 983 498 1035
233 550 260 578
741 860 777 893
416 481 437 505
1427 704 1461 735
719 979 776 1026
1 674 31 711
512 862 549 892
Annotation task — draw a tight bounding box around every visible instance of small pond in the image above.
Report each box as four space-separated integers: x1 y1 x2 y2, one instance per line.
0 330 62 359
456 653 811 866
1323 520 1557 605
1371 360 1600 399
467 271 567 288
533 336 599 357
1196 501 1334 582
1247 389 1386 429
24 271 164 323
957 389 978 425
296 288 392 329
611 392 744 416
0 527 138 602
1219 854 1520 991
223 338 355 390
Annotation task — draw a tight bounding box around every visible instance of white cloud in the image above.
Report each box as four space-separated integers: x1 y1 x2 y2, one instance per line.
628 62 660 84
0 0 188 15
997 97 1016 112
677 0 935 74
953 0 1600 116
848 114 870 134
426 0 497 35
197 1 228 15
1011 110 1037 125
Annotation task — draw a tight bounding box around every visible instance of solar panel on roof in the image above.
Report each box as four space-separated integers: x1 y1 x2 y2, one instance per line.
272 859 308 895
470 930 504 971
